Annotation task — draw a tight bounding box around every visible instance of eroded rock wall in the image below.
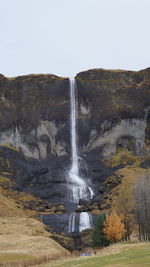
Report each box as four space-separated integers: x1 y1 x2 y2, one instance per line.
76 68 150 156
0 68 150 233
0 74 70 158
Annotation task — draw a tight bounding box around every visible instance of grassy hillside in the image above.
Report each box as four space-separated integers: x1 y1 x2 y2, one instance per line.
37 242 150 267
0 193 69 266
90 150 148 216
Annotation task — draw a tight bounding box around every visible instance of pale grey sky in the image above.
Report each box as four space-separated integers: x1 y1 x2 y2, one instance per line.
0 0 150 77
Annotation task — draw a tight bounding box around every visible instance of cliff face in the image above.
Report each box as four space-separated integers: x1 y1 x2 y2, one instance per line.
75 69 150 184
0 68 150 233
0 74 70 157
0 74 72 205
76 68 150 154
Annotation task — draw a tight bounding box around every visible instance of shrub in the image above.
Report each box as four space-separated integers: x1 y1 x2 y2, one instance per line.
92 213 109 248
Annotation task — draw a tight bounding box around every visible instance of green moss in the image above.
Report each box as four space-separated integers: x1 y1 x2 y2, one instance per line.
76 76 122 84
7 73 66 81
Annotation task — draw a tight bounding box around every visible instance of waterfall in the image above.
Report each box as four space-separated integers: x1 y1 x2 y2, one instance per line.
68 212 76 233
79 212 93 232
69 78 86 202
68 78 94 233
69 77 79 178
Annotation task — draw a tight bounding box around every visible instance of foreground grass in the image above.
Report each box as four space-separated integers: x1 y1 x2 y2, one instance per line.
37 242 150 267
0 194 68 267
0 253 35 264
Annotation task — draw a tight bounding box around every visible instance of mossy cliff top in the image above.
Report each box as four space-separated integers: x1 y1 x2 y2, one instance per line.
76 68 150 122
0 73 69 132
76 67 150 83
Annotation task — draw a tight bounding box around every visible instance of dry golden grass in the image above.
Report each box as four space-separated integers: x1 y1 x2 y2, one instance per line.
104 150 145 168
111 166 146 208
0 180 54 217
0 194 69 265
0 194 24 217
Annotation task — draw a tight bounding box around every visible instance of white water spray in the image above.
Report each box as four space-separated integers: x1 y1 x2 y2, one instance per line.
68 78 94 202
79 212 93 232
69 78 85 200
68 78 94 232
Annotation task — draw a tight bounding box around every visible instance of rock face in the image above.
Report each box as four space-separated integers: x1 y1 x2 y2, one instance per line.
0 74 71 204
0 68 150 233
0 74 70 157
76 68 150 186
76 68 150 154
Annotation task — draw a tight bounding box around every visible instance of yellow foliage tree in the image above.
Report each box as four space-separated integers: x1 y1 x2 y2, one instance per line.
104 212 126 243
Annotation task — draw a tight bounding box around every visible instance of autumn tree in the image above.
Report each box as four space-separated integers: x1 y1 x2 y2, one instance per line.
134 172 150 241
104 212 126 243
111 168 144 241
92 213 109 248
113 187 134 241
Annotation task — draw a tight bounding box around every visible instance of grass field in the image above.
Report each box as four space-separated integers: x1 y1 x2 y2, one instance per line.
0 253 35 264
37 242 150 267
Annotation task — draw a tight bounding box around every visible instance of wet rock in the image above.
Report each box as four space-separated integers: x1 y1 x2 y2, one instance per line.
31 168 49 177
141 159 150 168
76 206 89 212
79 199 88 206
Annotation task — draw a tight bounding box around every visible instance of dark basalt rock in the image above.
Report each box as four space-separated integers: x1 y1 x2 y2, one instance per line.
40 213 70 233
76 68 150 148
0 68 150 233
79 199 89 206
141 159 150 168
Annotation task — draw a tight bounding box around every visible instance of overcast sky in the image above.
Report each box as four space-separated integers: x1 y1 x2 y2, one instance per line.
0 0 150 77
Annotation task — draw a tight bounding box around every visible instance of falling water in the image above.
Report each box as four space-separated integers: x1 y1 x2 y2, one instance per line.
69 78 86 202
68 78 94 201
68 78 94 233
79 212 93 232
68 212 76 233
69 78 79 177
